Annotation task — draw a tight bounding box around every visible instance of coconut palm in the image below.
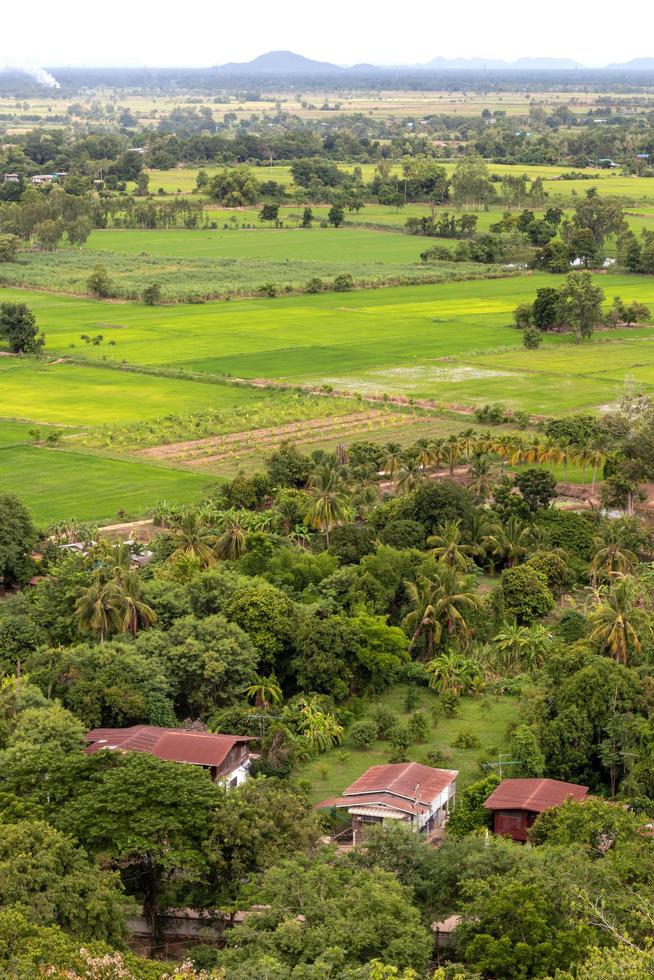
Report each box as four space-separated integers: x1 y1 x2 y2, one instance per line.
590 523 638 585
396 457 425 496
382 442 404 479
426 651 481 696
588 576 644 665
245 674 283 711
215 515 247 560
492 623 551 674
468 454 496 502
403 567 482 658
486 516 533 567
118 570 157 637
169 511 216 567
441 437 461 476
75 579 123 644
467 510 495 564
304 464 350 547
298 698 344 753
427 520 473 570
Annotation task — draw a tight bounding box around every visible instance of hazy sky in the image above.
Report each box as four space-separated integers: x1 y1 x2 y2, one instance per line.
3 0 648 68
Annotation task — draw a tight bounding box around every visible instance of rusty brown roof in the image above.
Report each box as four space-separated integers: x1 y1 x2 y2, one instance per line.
315 792 431 816
483 778 589 814
343 762 458 806
85 725 251 768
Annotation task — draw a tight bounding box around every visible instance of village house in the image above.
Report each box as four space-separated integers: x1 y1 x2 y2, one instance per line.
316 762 458 845
483 777 589 842
84 725 253 787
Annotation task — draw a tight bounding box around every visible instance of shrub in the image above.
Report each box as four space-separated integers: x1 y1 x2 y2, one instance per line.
305 277 324 293
523 326 542 349
349 719 379 748
407 710 430 743
369 704 398 739
474 403 507 425
401 661 430 687
422 747 452 767
441 692 460 717
452 729 481 749
500 565 555 625
404 686 419 712
379 519 426 550
142 281 162 306
258 282 278 297
388 725 411 762
526 550 574 594
557 609 590 643
334 272 354 292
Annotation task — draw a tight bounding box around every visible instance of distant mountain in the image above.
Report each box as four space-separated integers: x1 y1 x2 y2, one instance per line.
419 57 506 69
511 57 581 69
214 51 340 74
605 57 654 70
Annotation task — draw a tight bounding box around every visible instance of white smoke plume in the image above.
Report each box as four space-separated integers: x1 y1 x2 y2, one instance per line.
20 66 60 88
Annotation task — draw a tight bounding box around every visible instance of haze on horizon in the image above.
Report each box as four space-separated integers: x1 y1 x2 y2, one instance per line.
2 0 647 70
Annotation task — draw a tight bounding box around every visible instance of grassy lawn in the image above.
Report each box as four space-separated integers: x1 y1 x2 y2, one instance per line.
0 444 216 525
297 685 520 802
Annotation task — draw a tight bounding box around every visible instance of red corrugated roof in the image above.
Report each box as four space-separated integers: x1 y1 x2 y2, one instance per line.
315 763 457 814
483 778 589 813
85 725 251 768
315 792 431 816
343 762 457 805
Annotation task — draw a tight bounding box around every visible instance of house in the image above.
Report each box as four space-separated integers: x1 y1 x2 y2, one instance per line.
316 762 458 845
2 174 20 183
431 914 461 949
84 725 253 787
483 777 589 842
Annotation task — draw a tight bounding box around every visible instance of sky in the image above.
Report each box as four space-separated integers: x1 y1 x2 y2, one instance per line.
3 0 649 68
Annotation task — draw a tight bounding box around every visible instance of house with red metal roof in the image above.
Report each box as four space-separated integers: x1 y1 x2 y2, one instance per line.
483 777 589 842
316 762 458 845
84 725 253 787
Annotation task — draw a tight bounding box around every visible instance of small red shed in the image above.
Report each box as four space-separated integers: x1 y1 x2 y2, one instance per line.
483 777 589 842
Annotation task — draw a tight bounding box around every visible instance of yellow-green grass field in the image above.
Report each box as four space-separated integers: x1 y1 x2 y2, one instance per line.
4 272 654 417
143 161 654 202
297 685 518 799
0 443 216 525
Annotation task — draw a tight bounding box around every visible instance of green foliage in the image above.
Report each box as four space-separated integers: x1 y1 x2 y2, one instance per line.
499 565 555 625
447 773 500 838
0 302 44 353
349 719 379 748
0 493 38 587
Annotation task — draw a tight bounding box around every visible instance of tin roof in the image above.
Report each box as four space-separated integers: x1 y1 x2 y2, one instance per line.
85 725 251 768
483 778 589 814
315 762 457 813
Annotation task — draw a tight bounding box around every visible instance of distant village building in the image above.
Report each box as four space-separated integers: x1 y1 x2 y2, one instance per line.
2 174 20 183
85 725 253 787
483 777 589 842
316 762 458 845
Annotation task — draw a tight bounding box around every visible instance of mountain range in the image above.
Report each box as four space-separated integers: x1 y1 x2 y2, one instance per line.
213 50 654 74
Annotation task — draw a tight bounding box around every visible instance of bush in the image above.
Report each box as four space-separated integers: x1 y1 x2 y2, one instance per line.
334 272 354 292
400 661 430 686
305 277 324 293
369 704 398 739
349 719 379 748
388 725 411 762
557 609 590 643
422 747 452 767
526 550 574 594
404 686 419 712
500 565 555 625
474 403 507 425
523 326 542 349
258 282 278 297
379 519 426 550
441 692 460 717
142 281 162 306
452 729 481 749
407 710 430 743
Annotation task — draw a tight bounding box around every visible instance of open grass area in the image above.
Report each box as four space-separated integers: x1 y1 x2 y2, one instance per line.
297 685 519 801
0 444 216 526
0 359 269 426
4 272 654 416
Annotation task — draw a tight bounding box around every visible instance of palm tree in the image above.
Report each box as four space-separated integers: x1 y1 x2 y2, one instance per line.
427 520 473 570
382 442 403 479
75 579 123 644
467 511 495 565
492 623 551 674
403 568 482 658
118 570 157 637
486 516 532 567
396 457 425 496
588 576 644 665
298 698 344 753
441 437 461 476
590 523 638 585
245 674 283 711
305 464 350 547
215 515 247 560
426 652 480 696
468 454 496 502
169 511 216 567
